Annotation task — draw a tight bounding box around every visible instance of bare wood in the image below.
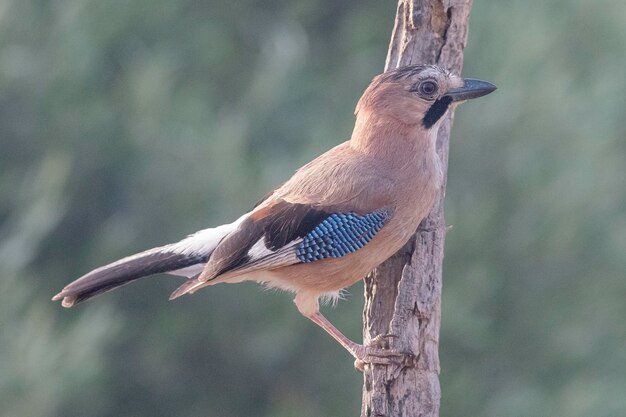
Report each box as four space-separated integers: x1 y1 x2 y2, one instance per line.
361 1 473 416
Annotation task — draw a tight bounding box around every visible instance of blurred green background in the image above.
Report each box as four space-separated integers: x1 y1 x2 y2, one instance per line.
1 0 625 416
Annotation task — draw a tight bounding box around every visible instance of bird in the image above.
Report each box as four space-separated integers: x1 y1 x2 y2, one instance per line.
53 65 495 365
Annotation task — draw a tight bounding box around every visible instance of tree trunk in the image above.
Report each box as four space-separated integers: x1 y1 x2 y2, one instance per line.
361 1 473 416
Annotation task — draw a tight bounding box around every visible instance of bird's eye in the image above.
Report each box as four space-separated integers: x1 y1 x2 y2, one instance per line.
418 80 438 98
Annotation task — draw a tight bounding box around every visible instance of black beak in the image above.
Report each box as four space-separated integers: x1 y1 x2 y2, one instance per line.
445 78 497 102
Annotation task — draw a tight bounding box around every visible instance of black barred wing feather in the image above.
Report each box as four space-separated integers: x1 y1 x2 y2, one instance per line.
295 210 388 262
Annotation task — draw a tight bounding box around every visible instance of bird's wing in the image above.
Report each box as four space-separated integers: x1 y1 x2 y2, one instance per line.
170 142 396 298
206 198 391 279
169 199 390 298
201 143 393 276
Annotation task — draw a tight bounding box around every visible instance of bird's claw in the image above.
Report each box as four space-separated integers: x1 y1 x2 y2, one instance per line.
367 333 398 350
352 340 415 372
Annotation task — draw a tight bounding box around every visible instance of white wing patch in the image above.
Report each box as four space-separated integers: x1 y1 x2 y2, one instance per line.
247 238 275 260
228 237 300 273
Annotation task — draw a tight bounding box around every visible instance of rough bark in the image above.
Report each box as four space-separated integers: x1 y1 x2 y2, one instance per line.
361 1 473 416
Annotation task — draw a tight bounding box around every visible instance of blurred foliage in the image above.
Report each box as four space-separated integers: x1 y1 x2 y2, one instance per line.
0 0 624 416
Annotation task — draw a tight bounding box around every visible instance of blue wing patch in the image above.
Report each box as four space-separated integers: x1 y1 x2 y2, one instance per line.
295 209 389 263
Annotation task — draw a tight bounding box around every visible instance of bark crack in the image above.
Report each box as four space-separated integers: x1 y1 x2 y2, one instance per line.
435 6 453 63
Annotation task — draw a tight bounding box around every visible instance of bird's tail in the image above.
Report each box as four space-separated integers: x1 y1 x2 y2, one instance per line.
52 247 207 307
52 217 246 307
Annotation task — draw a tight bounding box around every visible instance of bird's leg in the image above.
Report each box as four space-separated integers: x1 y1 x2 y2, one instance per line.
294 292 412 369
307 311 410 367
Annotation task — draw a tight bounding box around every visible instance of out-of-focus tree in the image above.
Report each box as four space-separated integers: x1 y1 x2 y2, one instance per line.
0 154 117 416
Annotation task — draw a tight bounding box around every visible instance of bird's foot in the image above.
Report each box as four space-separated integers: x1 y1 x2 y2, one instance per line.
351 334 415 372
302 311 415 371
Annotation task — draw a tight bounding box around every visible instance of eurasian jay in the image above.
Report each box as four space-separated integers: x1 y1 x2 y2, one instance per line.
53 65 495 364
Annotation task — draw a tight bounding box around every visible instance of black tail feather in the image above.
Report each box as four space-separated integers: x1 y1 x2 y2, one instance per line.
53 249 207 307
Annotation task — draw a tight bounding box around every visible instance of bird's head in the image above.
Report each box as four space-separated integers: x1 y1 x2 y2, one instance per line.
355 65 496 129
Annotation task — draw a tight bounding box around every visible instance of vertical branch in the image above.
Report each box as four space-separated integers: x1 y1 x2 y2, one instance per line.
361 1 473 416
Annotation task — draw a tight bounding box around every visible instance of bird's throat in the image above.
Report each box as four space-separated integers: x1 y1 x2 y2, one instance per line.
350 114 434 168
